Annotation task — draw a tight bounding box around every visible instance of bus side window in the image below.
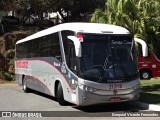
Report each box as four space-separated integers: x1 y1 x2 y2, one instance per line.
61 30 77 74
50 33 62 61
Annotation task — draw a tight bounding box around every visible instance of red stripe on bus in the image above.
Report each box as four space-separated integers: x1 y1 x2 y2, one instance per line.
15 59 74 94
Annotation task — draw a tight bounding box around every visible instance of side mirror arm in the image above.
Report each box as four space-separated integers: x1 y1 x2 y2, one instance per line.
67 36 82 57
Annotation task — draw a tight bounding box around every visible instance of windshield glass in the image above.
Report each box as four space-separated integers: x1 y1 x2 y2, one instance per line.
80 34 138 82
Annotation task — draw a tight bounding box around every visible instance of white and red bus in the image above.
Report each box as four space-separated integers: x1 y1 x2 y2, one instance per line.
135 38 160 80
15 23 142 106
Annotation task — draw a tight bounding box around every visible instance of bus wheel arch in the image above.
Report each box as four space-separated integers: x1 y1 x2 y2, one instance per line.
22 75 29 93
139 69 152 80
54 80 60 97
55 80 66 105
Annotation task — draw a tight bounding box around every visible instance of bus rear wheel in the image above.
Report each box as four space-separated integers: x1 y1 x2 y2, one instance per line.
140 70 152 80
56 82 66 105
22 76 30 93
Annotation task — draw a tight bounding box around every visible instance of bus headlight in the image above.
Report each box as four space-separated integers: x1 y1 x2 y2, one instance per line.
132 84 139 90
79 84 97 92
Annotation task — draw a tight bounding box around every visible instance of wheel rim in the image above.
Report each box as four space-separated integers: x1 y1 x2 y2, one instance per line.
23 81 26 90
142 72 149 79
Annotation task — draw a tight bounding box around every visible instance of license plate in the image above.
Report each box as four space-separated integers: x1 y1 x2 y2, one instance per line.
110 97 121 102
109 84 122 90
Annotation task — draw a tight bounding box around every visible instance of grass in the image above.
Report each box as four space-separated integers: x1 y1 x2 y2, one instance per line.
140 78 160 105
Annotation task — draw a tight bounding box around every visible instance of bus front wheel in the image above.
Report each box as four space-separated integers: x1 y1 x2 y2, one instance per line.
140 70 152 80
22 76 30 93
57 82 66 105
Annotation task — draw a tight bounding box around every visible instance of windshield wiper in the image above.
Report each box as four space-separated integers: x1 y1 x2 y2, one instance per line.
130 39 134 61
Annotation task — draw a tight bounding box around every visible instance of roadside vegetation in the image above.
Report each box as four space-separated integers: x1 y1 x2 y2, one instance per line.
140 78 160 105
91 0 160 54
0 25 39 82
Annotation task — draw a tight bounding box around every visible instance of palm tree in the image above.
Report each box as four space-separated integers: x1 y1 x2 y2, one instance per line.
91 0 160 52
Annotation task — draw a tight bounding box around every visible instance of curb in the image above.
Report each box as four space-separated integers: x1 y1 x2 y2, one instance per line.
137 102 160 111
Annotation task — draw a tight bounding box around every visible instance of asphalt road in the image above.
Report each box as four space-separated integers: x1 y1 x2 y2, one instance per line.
0 84 159 120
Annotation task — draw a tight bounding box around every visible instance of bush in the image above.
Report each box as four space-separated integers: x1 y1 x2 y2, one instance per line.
0 70 15 81
0 71 4 79
3 72 15 81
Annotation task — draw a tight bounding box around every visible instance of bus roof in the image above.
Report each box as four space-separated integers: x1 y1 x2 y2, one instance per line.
16 22 131 44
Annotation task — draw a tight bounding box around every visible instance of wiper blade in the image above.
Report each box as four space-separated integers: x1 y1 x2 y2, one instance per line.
130 39 134 61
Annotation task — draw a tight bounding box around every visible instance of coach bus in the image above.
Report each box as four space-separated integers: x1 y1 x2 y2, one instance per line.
15 23 145 106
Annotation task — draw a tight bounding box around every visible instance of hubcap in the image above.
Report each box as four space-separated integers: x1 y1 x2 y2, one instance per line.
143 72 149 79
23 82 26 90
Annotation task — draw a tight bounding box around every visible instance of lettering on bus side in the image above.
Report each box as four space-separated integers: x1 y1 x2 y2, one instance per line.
16 61 28 68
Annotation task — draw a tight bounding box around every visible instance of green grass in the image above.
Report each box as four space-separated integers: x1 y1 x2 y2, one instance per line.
140 79 160 105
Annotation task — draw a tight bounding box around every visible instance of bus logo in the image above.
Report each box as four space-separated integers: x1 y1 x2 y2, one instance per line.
113 90 118 95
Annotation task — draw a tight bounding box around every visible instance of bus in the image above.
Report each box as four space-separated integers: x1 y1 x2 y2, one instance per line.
15 23 143 106
135 38 160 80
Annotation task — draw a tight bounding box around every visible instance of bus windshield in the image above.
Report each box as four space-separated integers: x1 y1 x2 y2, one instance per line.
80 34 138 82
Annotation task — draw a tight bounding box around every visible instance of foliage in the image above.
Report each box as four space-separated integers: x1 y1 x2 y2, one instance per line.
0 31 30 81
91 0 160 52
0 0 17 11
0 0 105 22
0 11 6 17
3 72 15 81
0 71 4 79
5 49 15 59
8 59 14 66
0 70 15 81
46 0 105 22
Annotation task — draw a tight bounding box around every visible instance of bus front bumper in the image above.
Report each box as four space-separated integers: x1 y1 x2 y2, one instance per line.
78 89 140 106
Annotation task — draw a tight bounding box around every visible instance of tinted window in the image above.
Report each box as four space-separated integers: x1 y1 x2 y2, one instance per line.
16 32 61 61
61 30 77 72
61 30 75 64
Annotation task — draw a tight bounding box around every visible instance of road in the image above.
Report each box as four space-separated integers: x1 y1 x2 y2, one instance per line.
0 84 159 120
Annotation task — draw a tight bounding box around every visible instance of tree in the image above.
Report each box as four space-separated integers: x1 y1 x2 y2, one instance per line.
91 0 160 52
0 0 105 23
0 0 17 11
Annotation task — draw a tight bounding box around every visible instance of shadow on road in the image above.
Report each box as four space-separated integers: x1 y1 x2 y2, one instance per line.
31 90 74 106
73 102 148 113
31 90 148 113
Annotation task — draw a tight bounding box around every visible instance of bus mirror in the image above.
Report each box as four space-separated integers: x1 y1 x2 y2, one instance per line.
67 36 82 57
134 38 148 57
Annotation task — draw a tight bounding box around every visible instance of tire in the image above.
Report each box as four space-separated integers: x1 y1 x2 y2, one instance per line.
140 70 152 80
22 76 29 93
56 82 66 105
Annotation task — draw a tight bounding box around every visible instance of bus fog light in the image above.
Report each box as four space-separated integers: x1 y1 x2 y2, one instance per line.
83 97 87 102
132 84 139 90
